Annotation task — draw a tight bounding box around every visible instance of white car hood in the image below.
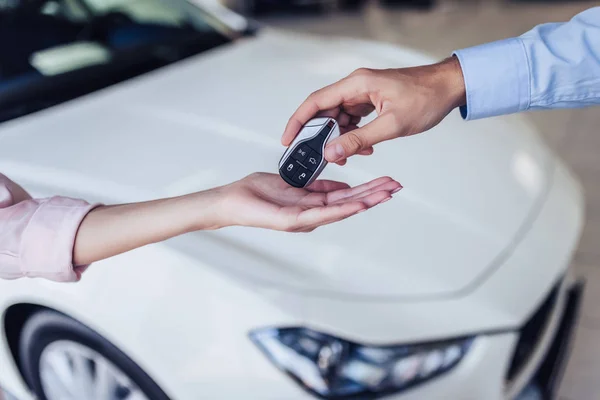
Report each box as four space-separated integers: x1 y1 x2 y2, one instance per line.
0 30 554 299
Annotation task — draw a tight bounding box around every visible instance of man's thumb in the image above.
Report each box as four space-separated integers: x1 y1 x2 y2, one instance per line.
324 132 363 162
324 116 391 162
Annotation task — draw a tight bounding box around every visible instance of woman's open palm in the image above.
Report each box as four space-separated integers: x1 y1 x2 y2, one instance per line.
222 173 402 232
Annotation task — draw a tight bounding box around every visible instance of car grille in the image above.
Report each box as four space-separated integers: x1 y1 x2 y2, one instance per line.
506 283 560 381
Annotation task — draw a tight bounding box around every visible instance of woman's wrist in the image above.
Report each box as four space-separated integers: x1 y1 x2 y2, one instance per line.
187 187 230 231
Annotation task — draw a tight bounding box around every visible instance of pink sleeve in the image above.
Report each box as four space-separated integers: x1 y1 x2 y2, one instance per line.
0 174 98 282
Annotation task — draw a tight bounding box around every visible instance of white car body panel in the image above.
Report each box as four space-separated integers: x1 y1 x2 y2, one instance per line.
0 30 554 298
0 23 584 400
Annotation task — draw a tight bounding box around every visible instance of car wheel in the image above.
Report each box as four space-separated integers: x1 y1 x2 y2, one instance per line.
19 310 169 400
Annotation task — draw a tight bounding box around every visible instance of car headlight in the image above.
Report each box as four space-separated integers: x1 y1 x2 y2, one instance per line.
250 327 473 399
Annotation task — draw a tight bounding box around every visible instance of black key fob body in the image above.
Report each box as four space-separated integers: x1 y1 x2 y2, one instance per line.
279 118 340 188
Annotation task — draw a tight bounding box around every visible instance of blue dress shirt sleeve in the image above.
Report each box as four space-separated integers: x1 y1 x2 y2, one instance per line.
453 7 600 120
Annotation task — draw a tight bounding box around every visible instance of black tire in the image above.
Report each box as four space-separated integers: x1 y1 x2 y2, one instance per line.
19 310 170 400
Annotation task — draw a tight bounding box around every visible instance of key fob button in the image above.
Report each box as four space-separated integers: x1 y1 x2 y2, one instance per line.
291 144 310 162
305 151 321 171
282 160 298 178
293 166 312 185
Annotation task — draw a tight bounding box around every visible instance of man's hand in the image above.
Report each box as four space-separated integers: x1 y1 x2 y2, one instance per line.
282 57 466 164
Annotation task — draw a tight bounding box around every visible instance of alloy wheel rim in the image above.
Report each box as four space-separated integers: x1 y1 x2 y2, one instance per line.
38 340 149 400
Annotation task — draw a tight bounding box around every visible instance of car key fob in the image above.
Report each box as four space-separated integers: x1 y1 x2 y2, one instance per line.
279 117 340 188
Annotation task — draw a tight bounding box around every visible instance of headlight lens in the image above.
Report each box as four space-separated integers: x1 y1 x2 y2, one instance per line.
250 327 473 399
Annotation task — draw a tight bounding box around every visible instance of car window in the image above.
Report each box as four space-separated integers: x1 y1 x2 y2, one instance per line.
40 0 88 21
86 0 185 26
0 0 237 123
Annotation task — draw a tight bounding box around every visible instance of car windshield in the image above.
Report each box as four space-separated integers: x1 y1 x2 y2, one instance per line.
0 0 238 123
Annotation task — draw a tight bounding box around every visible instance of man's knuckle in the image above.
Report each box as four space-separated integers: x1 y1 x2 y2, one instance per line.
346 132 365 151
307 90 321 101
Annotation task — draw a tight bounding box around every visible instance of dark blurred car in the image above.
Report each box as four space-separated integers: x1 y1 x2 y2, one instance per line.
220 0 434 16
219 0 355 15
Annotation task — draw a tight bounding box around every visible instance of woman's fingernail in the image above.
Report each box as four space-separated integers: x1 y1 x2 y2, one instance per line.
392 187 402 194
380 196 392 204
325 144 345 162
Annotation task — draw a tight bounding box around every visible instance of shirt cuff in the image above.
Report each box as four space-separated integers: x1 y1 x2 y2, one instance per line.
453 38 531 120
19 197 99 282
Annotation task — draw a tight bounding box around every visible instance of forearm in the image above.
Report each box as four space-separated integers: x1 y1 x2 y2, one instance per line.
3 172 392 282
521 8 600 110
73 188 225 266
453 7 600 120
